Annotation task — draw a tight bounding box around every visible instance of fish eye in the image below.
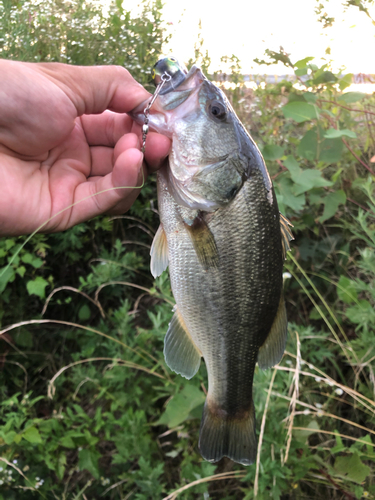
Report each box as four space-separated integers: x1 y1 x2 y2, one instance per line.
208 100 226 121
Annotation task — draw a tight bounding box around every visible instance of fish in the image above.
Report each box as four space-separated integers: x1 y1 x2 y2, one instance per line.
131 57 293 466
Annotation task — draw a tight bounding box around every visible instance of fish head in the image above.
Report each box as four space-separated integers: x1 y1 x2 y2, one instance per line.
132 63 272 211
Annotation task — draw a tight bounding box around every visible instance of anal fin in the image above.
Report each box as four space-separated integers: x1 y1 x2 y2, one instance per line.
150 224 169 278
164 306 201 379
257 295 288 369
184 214 219 270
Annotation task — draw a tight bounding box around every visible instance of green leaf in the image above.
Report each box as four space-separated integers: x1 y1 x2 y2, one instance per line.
261 144 285 161
334 453 370 484
297 129 318 161
26 276 48 299
319 190 346 222
320 138 343 163
57 453 67 480
338 92 367 104
31 257 44 269
14 434 22 444
5 239 15 251
283 155 300 176
294 56 314 69
21 253 33 264
346 300 375 326
331 431 346 454
294 420 320 442
338 73 353 91
294 171 332 195
313 71 338 84
78 448 100 479
298 127 343 163
60 436 76 448
324 128 357 139
283 156 332 195
332 168 343 183
78 304 91 321
23 426 42 444
337 276 358 304
282 102 318 123
275 177 306 212
295 67 307 76
303 92 317 103
157 384 205 428
3 431 17 444
354 486 364 499
288 93 305 103
0 266 15 293
16 266 26 278
16 330 33 349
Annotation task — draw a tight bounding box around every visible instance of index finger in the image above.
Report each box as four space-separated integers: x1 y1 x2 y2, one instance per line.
80 111 134 147
35 63 151 116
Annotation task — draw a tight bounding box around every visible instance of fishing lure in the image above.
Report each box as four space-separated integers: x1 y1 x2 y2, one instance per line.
141 56 187 153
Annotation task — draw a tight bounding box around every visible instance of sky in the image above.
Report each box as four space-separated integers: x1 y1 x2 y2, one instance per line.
130 0 375 75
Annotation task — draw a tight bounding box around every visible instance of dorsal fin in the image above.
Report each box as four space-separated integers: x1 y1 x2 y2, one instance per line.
164 306 202 379
150 224 169 278
279 213 294 260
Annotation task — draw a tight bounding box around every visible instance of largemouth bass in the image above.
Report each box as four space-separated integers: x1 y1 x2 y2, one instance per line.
132 58 293 465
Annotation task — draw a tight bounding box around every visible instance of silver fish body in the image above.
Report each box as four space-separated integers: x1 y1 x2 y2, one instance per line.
132 62 292 465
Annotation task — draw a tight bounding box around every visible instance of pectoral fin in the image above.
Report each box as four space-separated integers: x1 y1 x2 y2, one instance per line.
184 214 219 270
280 213 294 260
164 306 202 379
150 224 169 278
257 296 288 369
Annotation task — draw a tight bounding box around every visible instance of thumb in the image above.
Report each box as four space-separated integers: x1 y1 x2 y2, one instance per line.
35 63 151 116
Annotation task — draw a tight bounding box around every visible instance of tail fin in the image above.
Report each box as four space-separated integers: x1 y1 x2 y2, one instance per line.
198 401 257 466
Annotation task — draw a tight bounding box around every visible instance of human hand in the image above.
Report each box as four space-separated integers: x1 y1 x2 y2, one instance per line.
0 60 171 236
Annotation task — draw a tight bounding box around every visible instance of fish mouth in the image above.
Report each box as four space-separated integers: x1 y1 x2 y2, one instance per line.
129 66 207 136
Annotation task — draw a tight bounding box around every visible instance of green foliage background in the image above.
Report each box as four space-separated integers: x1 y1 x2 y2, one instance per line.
0 0 375 498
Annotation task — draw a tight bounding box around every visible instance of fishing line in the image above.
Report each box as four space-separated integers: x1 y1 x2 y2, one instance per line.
0 74 171 280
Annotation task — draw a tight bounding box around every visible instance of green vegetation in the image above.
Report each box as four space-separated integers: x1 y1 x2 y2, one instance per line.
0 0 375 498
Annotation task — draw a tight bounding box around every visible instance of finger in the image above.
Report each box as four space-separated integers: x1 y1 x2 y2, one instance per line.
105 179 145 215
89 130 170 179
80 111 134 147
112 130 170 171
90 133 139 176
130 122 171 170
35 63 151 116
143 132 171 171
67 148 143 227
89 147 114 176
